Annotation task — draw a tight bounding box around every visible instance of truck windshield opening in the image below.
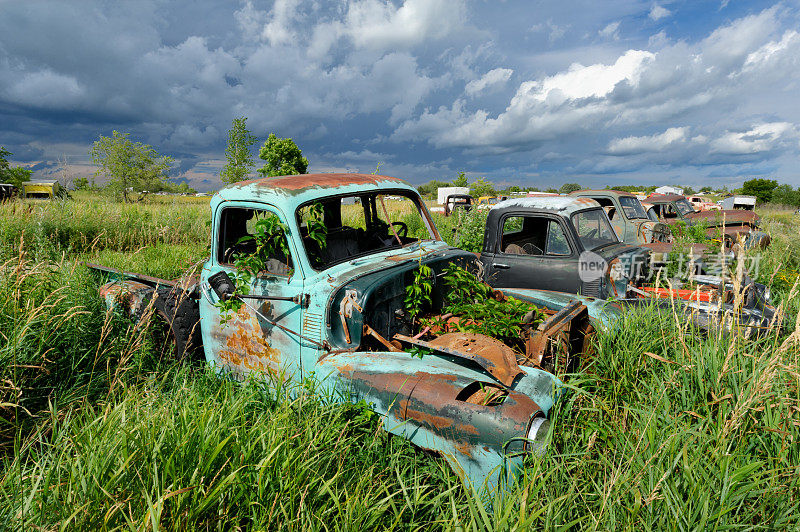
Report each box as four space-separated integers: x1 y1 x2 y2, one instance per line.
297 191 436 270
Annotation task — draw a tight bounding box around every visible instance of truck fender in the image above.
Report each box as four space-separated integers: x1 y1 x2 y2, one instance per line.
99 281 203 359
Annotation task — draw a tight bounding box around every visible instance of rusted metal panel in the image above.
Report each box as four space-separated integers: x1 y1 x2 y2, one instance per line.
394 332 524 387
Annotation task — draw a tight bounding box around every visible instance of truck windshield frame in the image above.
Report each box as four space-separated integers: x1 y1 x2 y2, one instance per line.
674 200 695 216
296 189 437 271
619 196 648 220
571 208 619 250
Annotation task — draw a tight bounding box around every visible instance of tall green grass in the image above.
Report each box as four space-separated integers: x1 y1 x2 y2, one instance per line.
0 196 798 529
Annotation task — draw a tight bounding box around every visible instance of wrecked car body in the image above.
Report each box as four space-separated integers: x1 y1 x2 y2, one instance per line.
90 173 625 494
569 189 671 245
479 196 777 335
642 194 770 250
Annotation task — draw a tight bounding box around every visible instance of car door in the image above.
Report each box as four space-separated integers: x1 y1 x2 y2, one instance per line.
199 202 306 381
484 213 579 292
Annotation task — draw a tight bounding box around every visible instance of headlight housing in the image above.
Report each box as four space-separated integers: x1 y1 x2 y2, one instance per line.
525 416 550 455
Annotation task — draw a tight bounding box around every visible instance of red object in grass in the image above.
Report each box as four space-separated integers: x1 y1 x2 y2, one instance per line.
639 286 714 302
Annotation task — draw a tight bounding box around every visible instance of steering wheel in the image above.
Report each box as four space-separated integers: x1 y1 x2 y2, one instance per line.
223 239 257 263
390 221 408 238
584 228 599 240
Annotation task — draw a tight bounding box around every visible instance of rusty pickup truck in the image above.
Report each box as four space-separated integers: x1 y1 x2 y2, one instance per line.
642 194 770 250
90 173 626 494
479 196 777 334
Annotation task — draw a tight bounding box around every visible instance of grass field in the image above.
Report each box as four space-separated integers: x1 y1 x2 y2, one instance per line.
1 194 799 530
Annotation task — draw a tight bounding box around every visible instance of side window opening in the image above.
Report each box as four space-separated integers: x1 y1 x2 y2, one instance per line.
218 207 293 276
501 215 572 256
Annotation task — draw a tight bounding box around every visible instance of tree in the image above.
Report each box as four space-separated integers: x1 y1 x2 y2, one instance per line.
469 177 496 198
257 134 308 177
452 172 468 187
416 179 452 198
771 184 800 207
741 178 778 204
221 117 257 185
89 131 173 202
0 146 33 188
73 177 90 191
559 183 581 194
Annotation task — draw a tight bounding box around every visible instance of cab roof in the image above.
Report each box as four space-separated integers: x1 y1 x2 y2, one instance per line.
645 194 686 203
570 189 636 197
490 195 599 215
211 173 417 212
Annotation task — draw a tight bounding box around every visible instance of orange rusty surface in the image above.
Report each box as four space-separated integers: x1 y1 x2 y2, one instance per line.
217 306 281 373
236 173 406 191
428 333 523 387
639 287 714 302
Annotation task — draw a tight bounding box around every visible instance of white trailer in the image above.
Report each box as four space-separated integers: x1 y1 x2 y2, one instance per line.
720 195 757 210
436 186 470 205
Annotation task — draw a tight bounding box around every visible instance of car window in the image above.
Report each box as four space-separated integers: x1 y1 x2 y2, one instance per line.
501 216 572 256
218 207 293 276
297 191 435 271
571 208 618 250
674 200 694 215
545 220 571 255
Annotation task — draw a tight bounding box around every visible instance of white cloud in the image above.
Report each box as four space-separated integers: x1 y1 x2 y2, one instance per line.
465 68 513 96
649 5 671 21
710 123 795 154
530 19 570 42
607 127 691 154
599 21 620 40
4 70 85 108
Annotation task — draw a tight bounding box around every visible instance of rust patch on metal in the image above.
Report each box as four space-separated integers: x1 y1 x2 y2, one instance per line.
238 173 406 191
217 306 281 373
524 300 594 372
394 333 523 387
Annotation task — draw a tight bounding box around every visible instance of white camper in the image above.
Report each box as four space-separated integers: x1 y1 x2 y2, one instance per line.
436 186 470 205
720 195 757 210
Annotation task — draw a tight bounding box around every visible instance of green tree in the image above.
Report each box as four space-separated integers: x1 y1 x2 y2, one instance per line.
0 146 33 188
559 183 581 194
469 177 496 198
89 131 173 202
771 184 800 207
741 178 778 203
73 177 90 191
221 117 257 185
257 134 308 177
416 179 452 198
452 172 468 187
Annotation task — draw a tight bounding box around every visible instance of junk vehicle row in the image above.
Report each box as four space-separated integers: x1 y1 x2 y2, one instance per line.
88 173 777 496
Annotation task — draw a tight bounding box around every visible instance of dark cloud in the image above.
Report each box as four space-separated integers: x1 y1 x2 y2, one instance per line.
0 0 798 192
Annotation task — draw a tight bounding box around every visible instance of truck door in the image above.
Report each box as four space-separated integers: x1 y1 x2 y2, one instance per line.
484 213 579 292
199 203 306 381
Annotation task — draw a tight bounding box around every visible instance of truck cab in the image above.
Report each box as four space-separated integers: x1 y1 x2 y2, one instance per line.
479 196 650 299
569 189 671 244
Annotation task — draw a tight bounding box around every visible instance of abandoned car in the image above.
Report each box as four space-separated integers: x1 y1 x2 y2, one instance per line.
479 196 776 334
90 173 628 493
642 194 770 250
569 190 671 245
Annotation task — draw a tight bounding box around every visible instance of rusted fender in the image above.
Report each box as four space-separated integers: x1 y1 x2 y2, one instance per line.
98 280 154 317
316 350 560 493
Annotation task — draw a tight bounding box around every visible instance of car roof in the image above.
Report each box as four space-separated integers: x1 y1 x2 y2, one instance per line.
646 194 685 203
212 173 418 213
570 189 638 198
491 195 600 215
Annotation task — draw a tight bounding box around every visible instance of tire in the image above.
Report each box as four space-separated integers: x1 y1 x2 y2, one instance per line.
141 287 203 362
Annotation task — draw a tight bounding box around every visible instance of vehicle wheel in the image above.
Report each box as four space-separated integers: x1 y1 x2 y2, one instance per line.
141 288 203 361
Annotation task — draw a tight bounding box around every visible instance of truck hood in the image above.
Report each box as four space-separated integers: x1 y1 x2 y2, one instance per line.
684 209 759 226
